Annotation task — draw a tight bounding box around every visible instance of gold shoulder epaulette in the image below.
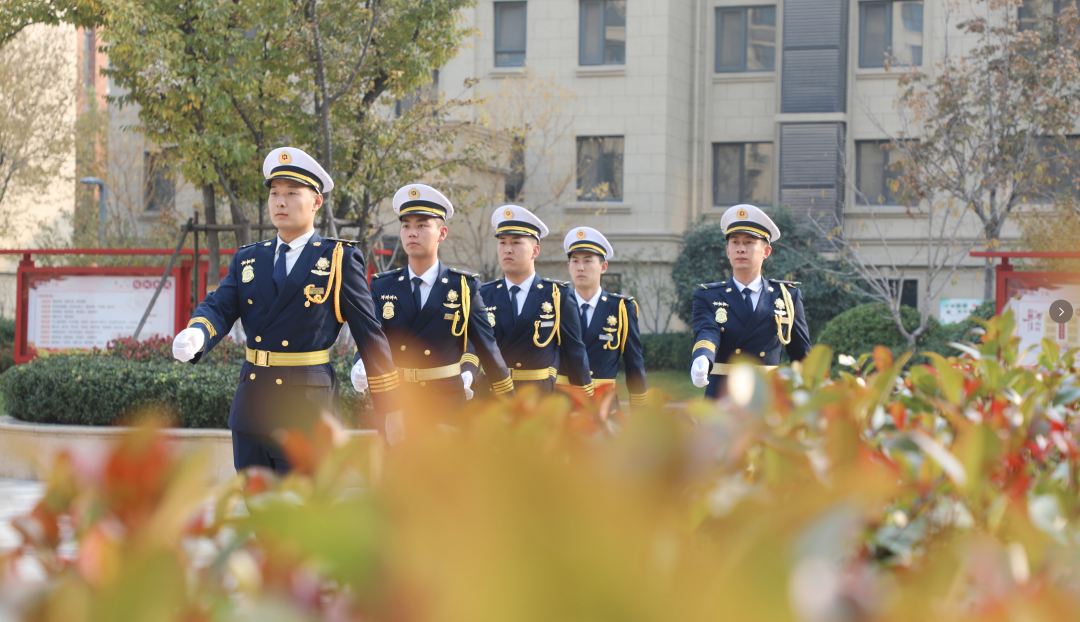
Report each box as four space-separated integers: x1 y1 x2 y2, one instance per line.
698 281 726 290
372 268 403 279
448 267 481 279
239 238 273 250
542 277 571 287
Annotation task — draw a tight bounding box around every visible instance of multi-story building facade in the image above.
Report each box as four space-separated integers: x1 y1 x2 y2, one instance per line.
439 0 1030 330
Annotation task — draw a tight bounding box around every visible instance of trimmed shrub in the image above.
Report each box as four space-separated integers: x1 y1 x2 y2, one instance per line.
817 303 941 366
1 343 375 429
640 332 693 370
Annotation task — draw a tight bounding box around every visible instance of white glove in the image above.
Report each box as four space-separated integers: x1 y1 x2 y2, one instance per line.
385 410 405 446
350 358 368 392
691 355 711 388
172 327 205 362
461 371 474 400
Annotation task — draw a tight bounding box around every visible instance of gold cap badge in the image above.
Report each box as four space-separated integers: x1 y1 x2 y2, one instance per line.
279 151 291 164
408 187 420 199
736 207 748 220
503 208 514 219
577 229 586 239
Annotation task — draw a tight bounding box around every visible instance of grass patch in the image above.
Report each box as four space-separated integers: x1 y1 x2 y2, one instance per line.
614 370 701 403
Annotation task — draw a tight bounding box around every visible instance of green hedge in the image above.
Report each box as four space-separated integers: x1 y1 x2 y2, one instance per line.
640 332 693 370
1 353 374 429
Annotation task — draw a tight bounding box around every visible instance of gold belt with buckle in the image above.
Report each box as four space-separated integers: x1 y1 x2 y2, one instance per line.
397 363 462 383
509 368 556 381
710 362 778 375
245 347 330 367
556 376 616 386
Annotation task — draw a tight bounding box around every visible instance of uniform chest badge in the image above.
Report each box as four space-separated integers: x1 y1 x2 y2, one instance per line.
382 301 395 320
487 308 497 327
311 257 332 276
775 299 786 310
242 264 254 283
715 307 728 324
444 289 461 309
606 315 617 326
539 301 554 320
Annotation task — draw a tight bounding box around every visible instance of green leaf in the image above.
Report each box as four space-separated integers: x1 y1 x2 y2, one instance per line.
800 345 833 390
921 351 963 405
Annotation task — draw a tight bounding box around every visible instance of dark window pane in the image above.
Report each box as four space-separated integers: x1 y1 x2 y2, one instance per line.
601 273 622 294
604 0 626 65
860 3 889 68
713 144 743 205
580 0 603 65
856 141 888 204
506 136 525 201
747 7 776 71
144 152 175 212
717 9 745 72
892 2 923 65
888 279 918 309
577 136 624 201
495 2 527 67
744 143 773 205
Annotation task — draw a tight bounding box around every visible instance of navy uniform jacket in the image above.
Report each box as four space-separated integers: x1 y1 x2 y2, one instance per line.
368 264 513 396
186 232 400 434
464 277 592 393
692 278 812 398
562 291 647 407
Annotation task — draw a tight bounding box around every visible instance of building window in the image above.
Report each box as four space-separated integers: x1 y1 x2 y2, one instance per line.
505 136 525 202
1019 0 1076 30
887 278 918 309
495 2 527 67
713 142 773 206
859 1 923 68
144 151 175 212
855 140 908 205
577 136 624 201
716 6 776 73
601 273 622 294
580 0 626 66
395 70 439 117
1027 135 1080 201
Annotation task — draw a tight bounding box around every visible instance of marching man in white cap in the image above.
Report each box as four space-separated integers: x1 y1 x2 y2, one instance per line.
172 147 401 472
689 204 812 398
560 226 648 411
359 184 514 442
462 206 593 396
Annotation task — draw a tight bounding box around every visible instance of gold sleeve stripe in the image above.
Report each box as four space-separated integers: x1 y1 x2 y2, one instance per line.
368 371 399 382
460 353 481 367
629 393 648 405
491 376 514 388
693 340 717 353
493 379 515 395
547 367 558 378
187 317 218 338
369 382 399 394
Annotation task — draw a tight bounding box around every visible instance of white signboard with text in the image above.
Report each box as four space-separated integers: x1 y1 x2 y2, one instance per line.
26 275 176 351
1005 281 1080 365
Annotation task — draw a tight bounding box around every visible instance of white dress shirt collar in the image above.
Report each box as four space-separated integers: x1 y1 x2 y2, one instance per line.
574 288 603 309
275 228 315 253
731 275 763 293
408 261 441 287
504 272 536 293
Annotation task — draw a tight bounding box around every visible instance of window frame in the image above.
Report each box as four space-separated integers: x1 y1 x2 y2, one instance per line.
576 135 625 202
579 0 626 66
712 141 774 207
143 150 175 212
854 139 909 206
715 6 776 73
859 0 924 69
494 1 527 68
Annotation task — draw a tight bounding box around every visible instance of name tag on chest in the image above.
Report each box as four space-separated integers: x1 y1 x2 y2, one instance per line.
308 288 325 296
540 321 554 328
598 334 614 341
444 313 456 320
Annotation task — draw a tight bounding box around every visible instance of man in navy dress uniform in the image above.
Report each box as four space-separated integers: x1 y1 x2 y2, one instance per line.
359 184 514 443
172 147 401 472
559 227 647 410
463 206 593 395
690 204 812 398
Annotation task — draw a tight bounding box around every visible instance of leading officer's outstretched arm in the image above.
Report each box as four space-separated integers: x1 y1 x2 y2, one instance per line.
185 252 243 364
691 288 720 364
338 246 400 414
784 287 812 363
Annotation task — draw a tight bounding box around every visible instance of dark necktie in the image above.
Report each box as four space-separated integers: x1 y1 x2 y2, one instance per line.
742 287 754 315
412 277 424 311
273 243 290 294
509 285 521 322
580 302 590 331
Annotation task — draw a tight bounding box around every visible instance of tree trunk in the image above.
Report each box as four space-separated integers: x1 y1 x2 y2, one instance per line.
982 219 1002 302
202 184 221 287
